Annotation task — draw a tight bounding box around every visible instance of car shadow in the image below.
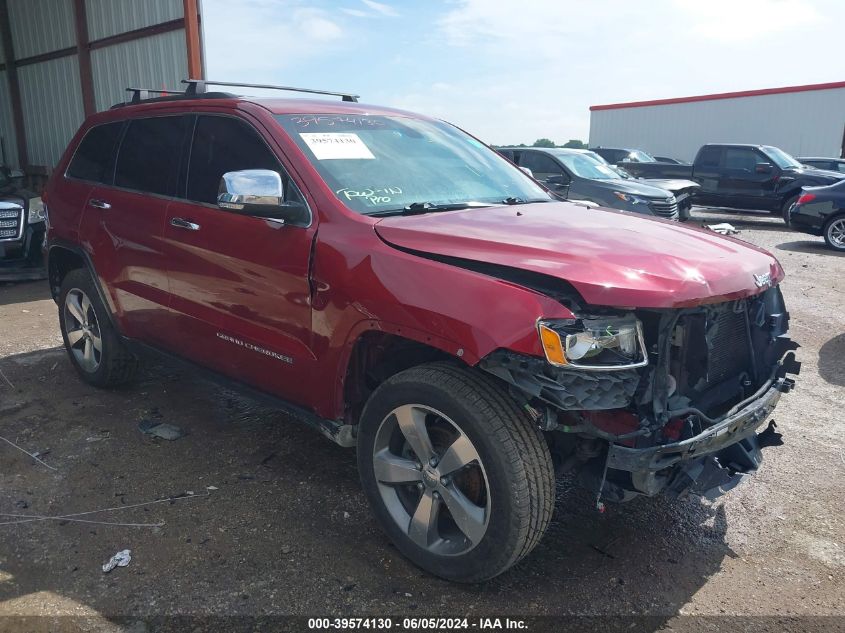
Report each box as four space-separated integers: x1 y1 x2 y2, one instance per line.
775 240 843 257
0 348 730 630
818 333 845 386
0 279 52 307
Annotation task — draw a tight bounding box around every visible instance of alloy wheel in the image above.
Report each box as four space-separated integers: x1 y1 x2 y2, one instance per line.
372 404 490 556
63 288 103 373
827 218 845 249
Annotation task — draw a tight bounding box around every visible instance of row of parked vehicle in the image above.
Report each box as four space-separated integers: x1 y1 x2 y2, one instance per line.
584 144 845 251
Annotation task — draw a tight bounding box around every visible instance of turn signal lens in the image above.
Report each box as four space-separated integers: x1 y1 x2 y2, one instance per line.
538 323 568 366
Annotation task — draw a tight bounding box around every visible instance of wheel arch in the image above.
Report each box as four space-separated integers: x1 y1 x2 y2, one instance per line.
47 241 120 331
338 326 471 427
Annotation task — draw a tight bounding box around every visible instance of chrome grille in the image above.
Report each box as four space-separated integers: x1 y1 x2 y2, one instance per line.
0 206 23 241
648 199 679 219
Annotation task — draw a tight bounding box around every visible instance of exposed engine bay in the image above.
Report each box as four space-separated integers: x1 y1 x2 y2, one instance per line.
481 286 800 502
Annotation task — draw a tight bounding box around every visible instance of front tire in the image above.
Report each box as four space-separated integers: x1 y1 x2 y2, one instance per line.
781 195 799 224
59 268 139 387
357 362 555 582
823 215 845 251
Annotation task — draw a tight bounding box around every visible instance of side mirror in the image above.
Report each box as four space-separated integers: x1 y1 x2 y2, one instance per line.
217 169 308 223
755 163 774 174
545 174 570 188
519 166 534 178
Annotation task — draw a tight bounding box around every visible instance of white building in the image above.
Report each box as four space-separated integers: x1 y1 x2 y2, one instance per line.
589 81 845 162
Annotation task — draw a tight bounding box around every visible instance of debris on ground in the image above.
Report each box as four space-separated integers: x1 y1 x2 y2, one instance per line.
706 222 740 235
0 434 57 471
138 419 185 441
102 549 132 573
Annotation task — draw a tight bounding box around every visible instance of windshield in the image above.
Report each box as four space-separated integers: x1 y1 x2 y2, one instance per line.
763 146 803 170
627 150 656 163
275 115 551 214
554 152 621 180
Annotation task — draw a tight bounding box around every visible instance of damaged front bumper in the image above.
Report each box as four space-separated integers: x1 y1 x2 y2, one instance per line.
606 375 793 499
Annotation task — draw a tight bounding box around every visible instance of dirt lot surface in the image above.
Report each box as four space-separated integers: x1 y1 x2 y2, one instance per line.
0 208 843 631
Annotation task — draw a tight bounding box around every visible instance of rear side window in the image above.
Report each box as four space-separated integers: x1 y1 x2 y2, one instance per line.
115 116 188 196
66 122 124 184
186 115 289 205
697 146 722 168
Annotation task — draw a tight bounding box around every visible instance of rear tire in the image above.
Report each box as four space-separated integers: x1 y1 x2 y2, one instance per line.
357 362 555 582
781 195 799 224
58 268 139 387
823 215 845 252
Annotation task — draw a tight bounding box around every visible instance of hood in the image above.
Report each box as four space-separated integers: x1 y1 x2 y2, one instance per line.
785 166 845 182
640 178 700 194
589 178 671 199
374 202 783 309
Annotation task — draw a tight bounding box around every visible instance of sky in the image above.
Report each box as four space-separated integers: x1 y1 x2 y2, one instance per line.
201 0 845 146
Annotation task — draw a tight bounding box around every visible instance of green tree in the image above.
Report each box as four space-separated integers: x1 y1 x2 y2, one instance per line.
562 139 587 149
532 138 556 148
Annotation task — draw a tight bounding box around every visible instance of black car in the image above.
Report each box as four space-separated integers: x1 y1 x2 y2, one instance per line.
788 180 845 251
798 157 845 174
0 167 46 281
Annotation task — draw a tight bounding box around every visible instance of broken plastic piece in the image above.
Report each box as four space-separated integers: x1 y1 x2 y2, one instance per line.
706 223 739 235
138 419 185 441
102 549 131 573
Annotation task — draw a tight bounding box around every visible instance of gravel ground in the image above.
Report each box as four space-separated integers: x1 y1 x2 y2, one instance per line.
0 207 843 631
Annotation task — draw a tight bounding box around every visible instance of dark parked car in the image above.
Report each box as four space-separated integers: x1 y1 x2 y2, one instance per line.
573 149 699 220
798 157 845 174
0 166 47 281
497 147 685 220
601 144 845 221
44 79 798 582
788 180 845 251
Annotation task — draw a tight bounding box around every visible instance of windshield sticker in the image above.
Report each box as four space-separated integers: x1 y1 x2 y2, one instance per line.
292 115 386 129
300 132 375 160
337 186 402 205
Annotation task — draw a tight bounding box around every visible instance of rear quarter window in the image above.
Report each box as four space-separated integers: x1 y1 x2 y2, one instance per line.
66 121 124 184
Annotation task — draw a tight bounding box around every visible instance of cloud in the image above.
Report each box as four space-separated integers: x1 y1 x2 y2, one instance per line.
341 8 369 17
202 1 344 79
360 0 399 17
672 0 820 40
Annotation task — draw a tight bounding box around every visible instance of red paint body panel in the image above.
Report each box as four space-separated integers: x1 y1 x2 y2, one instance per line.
46 95 786 422
374 203 784 308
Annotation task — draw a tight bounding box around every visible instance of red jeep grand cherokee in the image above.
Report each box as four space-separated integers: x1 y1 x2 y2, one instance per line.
44 80 799 582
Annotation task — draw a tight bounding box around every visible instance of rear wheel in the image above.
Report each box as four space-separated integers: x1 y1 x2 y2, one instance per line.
357 362 555 582
823 215 845 251
59 268 139 387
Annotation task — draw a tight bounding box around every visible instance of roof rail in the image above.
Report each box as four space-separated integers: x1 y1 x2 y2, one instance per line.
182 79 360 102
125 87 185 104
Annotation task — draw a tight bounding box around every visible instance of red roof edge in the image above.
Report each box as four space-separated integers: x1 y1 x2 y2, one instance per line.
590 80 845 112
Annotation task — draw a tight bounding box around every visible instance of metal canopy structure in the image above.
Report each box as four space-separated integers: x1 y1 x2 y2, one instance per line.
0 0 204 172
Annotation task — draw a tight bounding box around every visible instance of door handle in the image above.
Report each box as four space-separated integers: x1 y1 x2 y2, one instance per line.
89 199 111 210
170 217 200 231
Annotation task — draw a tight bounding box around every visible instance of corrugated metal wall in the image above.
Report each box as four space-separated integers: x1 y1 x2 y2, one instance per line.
19 56 85 167
1 0 188 169
91 29 188 111
0 71 19 167
7 0 76 59
589 89 845 162
86 0 183 41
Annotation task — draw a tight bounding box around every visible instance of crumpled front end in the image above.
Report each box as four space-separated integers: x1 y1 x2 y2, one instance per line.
480 285 800 502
